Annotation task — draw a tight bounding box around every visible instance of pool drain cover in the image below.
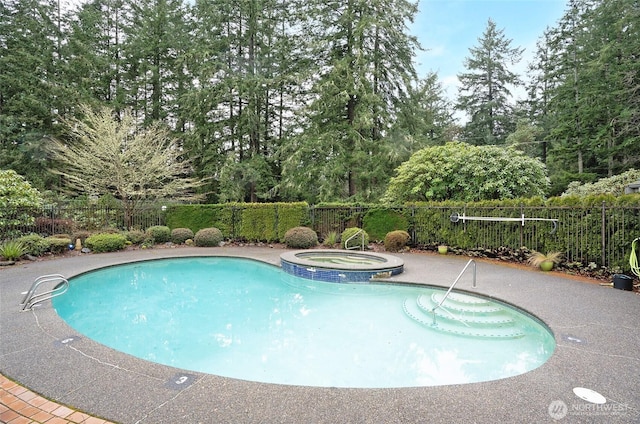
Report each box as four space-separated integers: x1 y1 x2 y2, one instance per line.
573 387 606 404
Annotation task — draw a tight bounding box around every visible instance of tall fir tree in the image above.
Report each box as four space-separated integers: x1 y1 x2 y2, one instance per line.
280 0 420 202
456 18 524 145
0 0 62 188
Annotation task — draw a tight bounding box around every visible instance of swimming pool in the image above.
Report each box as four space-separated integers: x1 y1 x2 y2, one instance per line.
53 257 555 388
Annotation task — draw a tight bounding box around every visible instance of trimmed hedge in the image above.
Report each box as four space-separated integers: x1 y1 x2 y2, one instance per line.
363 208 409 242
45 236 72 254
165 202 308 242
165 204 234 235
85 233 128 253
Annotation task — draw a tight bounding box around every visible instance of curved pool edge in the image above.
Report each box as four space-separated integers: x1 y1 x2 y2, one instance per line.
1 246 639 424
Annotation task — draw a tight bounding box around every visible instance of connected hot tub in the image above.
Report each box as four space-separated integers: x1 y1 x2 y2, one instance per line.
280 249 404 283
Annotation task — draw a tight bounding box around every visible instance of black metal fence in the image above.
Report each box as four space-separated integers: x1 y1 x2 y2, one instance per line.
2 203 639 270
308 204 640 270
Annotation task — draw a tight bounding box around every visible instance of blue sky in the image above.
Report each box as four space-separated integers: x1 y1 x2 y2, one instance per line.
410 0 568 101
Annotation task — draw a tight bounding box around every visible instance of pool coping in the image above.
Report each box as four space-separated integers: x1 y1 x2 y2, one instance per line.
280 249 405 270
1 246 639 423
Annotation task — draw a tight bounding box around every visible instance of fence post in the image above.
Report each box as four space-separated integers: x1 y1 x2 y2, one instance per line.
601 201 606 267
520 203 524 248
309 205 315 232
410 206 416 245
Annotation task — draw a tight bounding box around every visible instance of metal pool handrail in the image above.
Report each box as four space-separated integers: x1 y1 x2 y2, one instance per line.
344 229 365 251
20 274 69 311
432 259 476 325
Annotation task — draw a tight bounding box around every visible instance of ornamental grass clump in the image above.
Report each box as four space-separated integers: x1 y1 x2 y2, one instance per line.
0 240 26 261
527 251 563 271
283 226 318 249
384 230 411 252
323 231 338 248
194 227 223 247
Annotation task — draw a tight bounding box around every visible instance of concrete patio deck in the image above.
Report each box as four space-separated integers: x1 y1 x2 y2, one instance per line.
1 246 639 423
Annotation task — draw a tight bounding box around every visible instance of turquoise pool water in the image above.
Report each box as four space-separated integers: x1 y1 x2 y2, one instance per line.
53 257 555 388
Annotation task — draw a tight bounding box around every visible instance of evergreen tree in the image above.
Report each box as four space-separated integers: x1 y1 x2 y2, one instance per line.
533 0 639 193
280 0 420 202
456 18 524 145
0 0 62 188
124 0 192 124
388 72 455 162
184 0 300 203
63 0 128 112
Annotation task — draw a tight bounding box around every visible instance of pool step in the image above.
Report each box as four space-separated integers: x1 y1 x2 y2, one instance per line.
403 295 525 339
417 295 515 326
429 293 502 314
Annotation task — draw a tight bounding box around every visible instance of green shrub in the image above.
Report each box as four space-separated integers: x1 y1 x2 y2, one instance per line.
194 227 223 247
85 233 128 253
45 236 72 254
15 234 49 256
283 226 318 249
171 227 195 244
341 227 369 250
146 225 171 243
125 230 147 245
384 230 411 252
0 170 43 238
0 240 26 260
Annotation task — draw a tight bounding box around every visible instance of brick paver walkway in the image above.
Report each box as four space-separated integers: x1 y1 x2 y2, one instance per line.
0 374 115 424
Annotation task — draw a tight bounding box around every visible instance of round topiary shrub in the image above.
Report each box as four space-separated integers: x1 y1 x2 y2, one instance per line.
146 225 171 243
125 230 147 245
171 227 195 244
340 227 369 250
194 227 223 247
85 233 128 253
283 226 318 249
384 230 411 252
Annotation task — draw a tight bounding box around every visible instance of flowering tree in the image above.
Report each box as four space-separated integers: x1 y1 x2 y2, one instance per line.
48 105 203 228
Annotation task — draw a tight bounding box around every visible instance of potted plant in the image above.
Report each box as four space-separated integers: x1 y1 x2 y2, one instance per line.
438 245 448 255
527 251 562 271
